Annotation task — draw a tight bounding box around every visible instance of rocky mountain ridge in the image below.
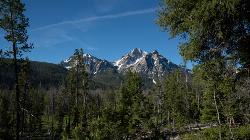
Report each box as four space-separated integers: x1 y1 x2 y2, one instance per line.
61 48 181 79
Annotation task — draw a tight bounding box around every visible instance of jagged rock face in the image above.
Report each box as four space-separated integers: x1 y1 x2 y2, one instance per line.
83 54 117 75
114 48 179 78
115 48 148 71
61 54 117 76
62 48 180 78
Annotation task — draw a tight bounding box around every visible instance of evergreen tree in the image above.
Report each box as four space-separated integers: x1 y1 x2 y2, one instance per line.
117 71 145 139
157 0 250 72
164 70 188 129
0 0 33 139
157 0 250 138
64 48 89 139
149 79 165 138
18 58 30 137
0 91 15 139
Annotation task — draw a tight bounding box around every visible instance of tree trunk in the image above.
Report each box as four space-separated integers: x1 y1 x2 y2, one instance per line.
14 43 20 140
21 83 27 137
228 117 234 139
167 111 170 125
213 90 221 140
10 1 20 138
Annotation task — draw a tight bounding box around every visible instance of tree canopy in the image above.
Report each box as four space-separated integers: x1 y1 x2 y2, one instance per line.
157 0 250 72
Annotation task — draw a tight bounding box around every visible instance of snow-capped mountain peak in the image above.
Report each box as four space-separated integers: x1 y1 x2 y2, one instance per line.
62 48 180 78
114 48 148 70
61 53 116 75
129 48 144 57
152 50 159 54
114 49 179 78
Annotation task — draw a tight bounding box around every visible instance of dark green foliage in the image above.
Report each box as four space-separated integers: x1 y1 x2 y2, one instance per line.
165 70 187 126
91 69 122 90
30 61 67 89
90 70 153 90
117 71 144 138
58 49 91 139
157 0 250 72
0 58 15 89
29 88 45 132
1 0 33 136
0 58 156 90
87 71 154 139
157 0 250 139
236 125 250 139
164 69 199 129
0 91 15 139
0 58 67 89
89 104 120 139
0 88 46 139
0 0 249 139
0 62 249 139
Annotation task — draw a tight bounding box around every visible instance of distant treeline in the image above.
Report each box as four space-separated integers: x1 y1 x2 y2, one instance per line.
0 58 67 89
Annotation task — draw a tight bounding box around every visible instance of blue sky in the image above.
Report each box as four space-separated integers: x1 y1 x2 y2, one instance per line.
20 0 186 66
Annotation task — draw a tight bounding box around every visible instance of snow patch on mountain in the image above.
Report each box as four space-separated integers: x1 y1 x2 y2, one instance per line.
114 48 180 78
61 53 116 76
62 48 181 78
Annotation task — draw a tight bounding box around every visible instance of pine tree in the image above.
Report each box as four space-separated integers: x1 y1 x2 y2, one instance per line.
117 71 144 139
64 48 89 139
148 79 164 138
18 58 30 137
157 0 250 72
0 0 33 139
157 0 250 138
0 91 14 139
164 70 186 128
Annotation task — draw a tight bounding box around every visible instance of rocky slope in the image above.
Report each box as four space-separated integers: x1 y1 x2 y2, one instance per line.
114 48 179 78
62 48 180 79
61 53 117 76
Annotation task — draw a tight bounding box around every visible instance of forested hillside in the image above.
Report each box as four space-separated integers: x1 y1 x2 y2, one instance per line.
0 58 67 89
0 0 250 139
